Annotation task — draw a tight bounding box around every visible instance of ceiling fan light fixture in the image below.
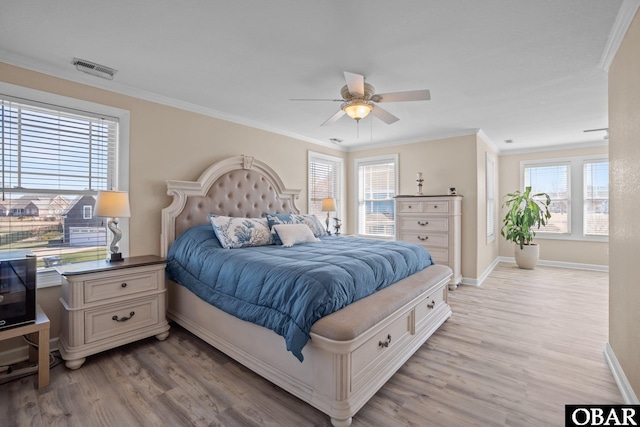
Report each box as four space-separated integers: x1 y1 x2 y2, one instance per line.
342 100 373 121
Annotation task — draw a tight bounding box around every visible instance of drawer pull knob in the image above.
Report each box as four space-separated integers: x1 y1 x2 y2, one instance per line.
121 283 127 288
427 300 436 309
417 221 429 226
408 205 412 209
112 311 135 322
434 205 438 208
417 236 429 241
378 334 392 348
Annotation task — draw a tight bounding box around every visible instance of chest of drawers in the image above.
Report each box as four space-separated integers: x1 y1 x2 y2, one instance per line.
57 255 170 369
395 196 462 289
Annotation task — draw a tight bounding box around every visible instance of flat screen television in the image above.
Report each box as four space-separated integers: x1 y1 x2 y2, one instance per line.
0 251 36 330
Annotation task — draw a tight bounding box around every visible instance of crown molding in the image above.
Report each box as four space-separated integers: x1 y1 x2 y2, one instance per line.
598 0 640 71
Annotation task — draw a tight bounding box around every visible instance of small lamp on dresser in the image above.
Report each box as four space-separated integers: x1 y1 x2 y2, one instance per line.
95 190 131 262
321 197 337 235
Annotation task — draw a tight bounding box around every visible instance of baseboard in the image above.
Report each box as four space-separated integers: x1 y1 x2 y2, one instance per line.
0 337 59 367
460 257 500 287
497 256 609 272
604 342 639 404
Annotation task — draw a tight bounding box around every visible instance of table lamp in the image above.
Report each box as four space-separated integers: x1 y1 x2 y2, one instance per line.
321 197 337 235
95 190 131 262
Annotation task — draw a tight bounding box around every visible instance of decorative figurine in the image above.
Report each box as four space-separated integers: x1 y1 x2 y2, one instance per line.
416 172 424 196
333 217 342 235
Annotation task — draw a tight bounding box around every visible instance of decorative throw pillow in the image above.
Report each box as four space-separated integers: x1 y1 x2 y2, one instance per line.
272 224 320 247
209 215 274 249
266 213 328 244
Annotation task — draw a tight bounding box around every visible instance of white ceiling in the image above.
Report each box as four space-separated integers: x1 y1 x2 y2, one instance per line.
0 1 631 152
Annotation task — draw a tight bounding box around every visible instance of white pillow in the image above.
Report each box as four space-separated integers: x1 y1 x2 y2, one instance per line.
272 224 321 247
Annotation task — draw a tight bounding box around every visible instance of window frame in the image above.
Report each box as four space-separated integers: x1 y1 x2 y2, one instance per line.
354 154 398 239
520 155 608 242
307 151 344 225
486 152 496 243
0 82 130 287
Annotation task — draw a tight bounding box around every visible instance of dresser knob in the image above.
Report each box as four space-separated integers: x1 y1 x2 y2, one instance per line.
408 205 412 209
121 283 127 288
417 236 429 241
417 221 429 226
427 300 436 309
434 205 438 208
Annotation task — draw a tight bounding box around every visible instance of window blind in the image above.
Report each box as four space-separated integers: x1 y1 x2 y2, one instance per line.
357 159 396 237
524 163 570 234
584 161 609 236
308 152 342 217
1 95 119 269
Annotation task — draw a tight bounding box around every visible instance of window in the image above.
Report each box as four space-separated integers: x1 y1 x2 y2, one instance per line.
83 205 93 220
524 162 570 234
486 152 496 243
584 160 609 236
1 93 121 270
521 156 608 240
308 152 343 220
355 155 397 238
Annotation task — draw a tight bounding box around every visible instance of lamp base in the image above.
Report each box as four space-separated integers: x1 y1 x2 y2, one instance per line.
108 252 124 262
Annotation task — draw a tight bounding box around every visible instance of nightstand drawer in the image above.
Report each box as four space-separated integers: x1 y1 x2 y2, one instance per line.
85 297 159 344
84 270 159 304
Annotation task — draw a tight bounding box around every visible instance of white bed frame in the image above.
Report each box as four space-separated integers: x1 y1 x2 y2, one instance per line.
161 155 452 426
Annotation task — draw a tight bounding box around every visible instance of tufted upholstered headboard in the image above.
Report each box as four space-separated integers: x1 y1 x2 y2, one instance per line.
160 155 300 256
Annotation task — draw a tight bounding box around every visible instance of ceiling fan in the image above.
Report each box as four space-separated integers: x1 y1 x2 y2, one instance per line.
292 71 431 126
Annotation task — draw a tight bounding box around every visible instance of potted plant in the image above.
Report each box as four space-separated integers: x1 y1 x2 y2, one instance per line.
501 186 551 269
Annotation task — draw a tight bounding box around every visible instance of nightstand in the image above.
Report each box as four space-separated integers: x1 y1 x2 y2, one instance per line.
56 255 170 369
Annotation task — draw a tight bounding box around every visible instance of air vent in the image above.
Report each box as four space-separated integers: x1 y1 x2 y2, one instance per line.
72 58 117 80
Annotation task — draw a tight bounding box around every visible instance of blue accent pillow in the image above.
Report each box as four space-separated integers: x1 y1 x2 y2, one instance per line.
266 213 327 244
209 215 275 249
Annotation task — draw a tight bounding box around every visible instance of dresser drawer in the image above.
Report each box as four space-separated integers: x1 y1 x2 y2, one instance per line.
424 201 449 213
428 247 449 264
351 312 411 385
399 232 449 248
84 270 159 304
84 297 160 344
398 216 449 231
397 201 423 213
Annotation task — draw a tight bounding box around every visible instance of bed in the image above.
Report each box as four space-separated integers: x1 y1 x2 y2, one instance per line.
160 155 452 426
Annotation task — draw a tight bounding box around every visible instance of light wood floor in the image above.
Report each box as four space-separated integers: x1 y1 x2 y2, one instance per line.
0 263 622 426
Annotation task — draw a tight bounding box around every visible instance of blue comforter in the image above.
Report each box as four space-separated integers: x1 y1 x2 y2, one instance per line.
166 224 434 361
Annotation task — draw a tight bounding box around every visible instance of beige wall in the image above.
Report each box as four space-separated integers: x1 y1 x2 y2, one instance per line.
498 145 609 266
608 9 640 398
346 134 486 280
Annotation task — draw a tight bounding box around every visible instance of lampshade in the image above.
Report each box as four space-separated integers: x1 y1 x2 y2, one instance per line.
342 101 373 121
95 190 131 218
321 197 337 212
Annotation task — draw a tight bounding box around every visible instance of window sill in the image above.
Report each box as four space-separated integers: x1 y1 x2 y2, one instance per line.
533 233 608 243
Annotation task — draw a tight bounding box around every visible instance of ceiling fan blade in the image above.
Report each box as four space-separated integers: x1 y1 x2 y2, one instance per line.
289 98 343 101
321 109 346 126
343 71 365 97
371 89 431 103
371 106 399 124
